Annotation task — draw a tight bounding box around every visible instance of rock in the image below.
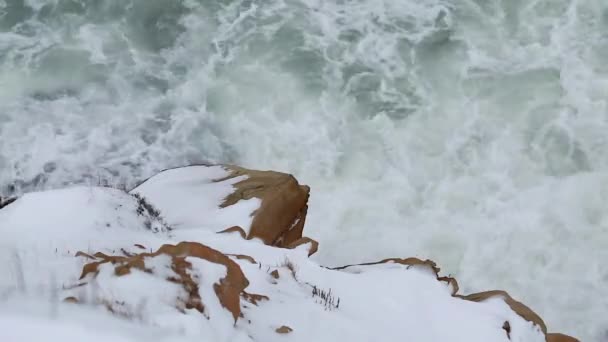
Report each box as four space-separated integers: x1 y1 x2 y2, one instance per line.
63 297 79 303
333 257 459 295
334 258 579 342
242 292 270 306
457 290 547 334
275 325 293 334
459 292 578 342
217 226 247 239
2 164 578 341
502 321 511 339
0 196 17 209
130 164 318 254
546 333 580 342
76 241 250 323
217 165 311 248
285 237 319 257
227 254 257 264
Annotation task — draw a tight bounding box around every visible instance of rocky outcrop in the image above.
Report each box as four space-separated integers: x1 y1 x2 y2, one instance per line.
132 164 578 341
75 242 250 322
0 196 17 209
546 333 581 342
333 258 460 295
6 164 575 341
457 291 547 334
334 258 578 342
285 237 319 257
129 164 317 254
216 165 311 248
275 326 293 334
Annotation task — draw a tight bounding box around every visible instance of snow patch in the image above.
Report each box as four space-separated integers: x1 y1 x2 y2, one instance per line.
130 165 261 234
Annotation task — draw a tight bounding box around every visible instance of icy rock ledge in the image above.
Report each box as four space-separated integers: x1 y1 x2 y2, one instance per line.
0 165 578 342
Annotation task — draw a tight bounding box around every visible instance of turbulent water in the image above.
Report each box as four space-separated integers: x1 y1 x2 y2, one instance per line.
1 0 607 339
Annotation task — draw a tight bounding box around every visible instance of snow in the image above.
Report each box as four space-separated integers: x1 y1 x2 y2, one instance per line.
0 166 548 342
71 262 186 321
0 314 135 342
186 258 240 340
0 186 169 295
130 165 261 234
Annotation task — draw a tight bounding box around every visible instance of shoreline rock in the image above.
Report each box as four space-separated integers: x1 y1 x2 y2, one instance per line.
0 164 579 342
215 165 311 248
0 196 17 209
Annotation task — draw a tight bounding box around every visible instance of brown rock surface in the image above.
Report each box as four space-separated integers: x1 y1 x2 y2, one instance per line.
286 237 319 257
546 333 580 342
77 242 250 323
227 254 257 264
63 296 79 303
332 257 459 295
275 326 293 334
64 165 578 341
218 226 247 239
459 292 578 342
242 292 270 306
213 166 579 341
457 290 547 334
216 165 313 249
333 258 578 342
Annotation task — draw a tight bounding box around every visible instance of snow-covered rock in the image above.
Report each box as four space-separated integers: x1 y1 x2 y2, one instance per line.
131 165 312 249
0 165 578 342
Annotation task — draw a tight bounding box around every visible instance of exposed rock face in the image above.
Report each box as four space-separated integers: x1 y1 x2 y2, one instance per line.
335 258 579 342
458 291 547 334
332 257 460 295
546 333 581 342
2 164 578 341
129 164 317 253
129 164 579 342
275 326 293 334
217 226 247 239
217 165 311 247
75 242 250 323
0 196 17 209
285 237 319 257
